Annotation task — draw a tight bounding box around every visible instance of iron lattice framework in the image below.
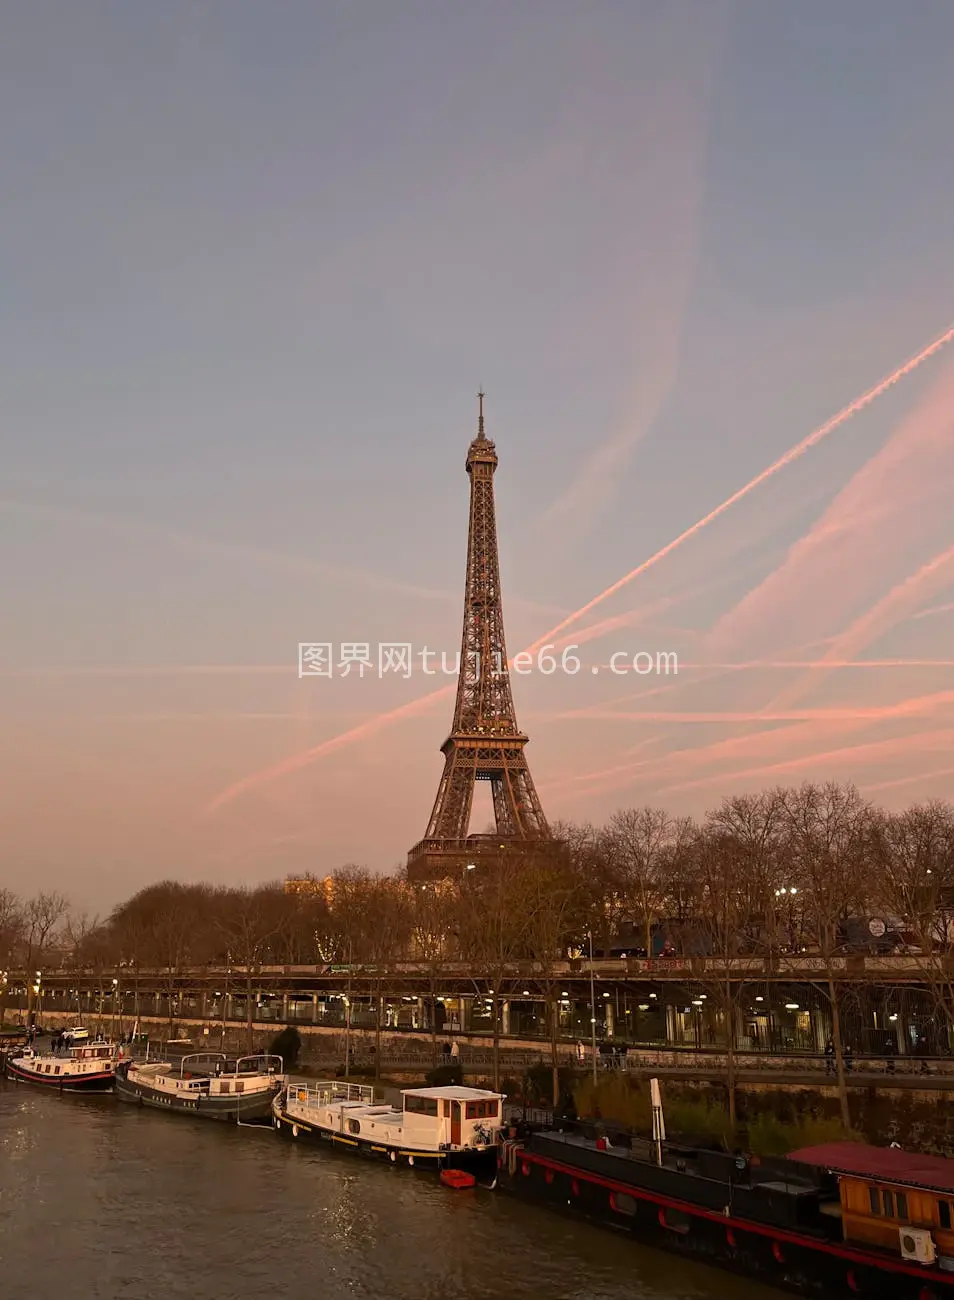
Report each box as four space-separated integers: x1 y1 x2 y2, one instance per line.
407 395 548 880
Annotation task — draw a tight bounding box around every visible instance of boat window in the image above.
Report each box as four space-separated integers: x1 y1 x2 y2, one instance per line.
895 1193 908 1220
443 1101 450 1118
882 1190 894 1218
348 1119 360 1135
405 1096 438 1117
54 1067 60 1075
940 1201 951 1230
868 1188 880 1215
465 1100 498 1119
235 1082 244 1094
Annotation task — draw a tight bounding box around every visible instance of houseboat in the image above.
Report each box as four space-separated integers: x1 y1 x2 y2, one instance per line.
272 1080 503 1176
4 1039 120 1092
115 1053 283 1123
498 1124 954 1299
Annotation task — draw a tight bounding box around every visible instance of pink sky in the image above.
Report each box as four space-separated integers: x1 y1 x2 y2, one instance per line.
3 4 954 909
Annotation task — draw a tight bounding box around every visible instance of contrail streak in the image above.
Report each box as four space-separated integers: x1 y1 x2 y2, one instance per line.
767 540 954 712
203 321 954 815
524 320 954 651
914 601 954 620
865 764 954 795
538 692 954 726
592 658 954 671
656 728 954 797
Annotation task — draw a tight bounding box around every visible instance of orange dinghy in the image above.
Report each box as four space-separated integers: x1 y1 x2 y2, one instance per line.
441 1168 477 1190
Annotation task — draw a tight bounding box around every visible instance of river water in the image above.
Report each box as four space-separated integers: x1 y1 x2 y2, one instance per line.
0 1080 785 1300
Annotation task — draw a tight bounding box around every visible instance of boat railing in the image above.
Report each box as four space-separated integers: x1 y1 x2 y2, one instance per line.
286 1080 374 1110
233 1053 284 1077
177 1052 230 1076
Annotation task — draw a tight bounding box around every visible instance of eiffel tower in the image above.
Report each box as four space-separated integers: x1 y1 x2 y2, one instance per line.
406 395 549 882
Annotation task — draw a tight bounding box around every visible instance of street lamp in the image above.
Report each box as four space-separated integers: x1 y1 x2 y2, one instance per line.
587 931 598 1087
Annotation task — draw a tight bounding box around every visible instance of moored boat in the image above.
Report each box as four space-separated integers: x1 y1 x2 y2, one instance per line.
272 1080 502 1176
0 1026 29 1056
5 1039 120 1093
115 1052 283 1123
498 1101 954 1299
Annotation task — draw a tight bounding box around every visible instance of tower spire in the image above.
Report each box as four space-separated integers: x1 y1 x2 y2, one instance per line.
407 397 548 883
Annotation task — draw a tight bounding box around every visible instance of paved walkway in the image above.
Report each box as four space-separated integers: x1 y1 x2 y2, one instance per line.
628 1063 951 1090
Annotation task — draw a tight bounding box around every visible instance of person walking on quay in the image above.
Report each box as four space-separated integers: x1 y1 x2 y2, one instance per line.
450 1040 459 1061
824 1039 835 1074
844 1044 853 1073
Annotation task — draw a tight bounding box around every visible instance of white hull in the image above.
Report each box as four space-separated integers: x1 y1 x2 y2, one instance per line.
273 1081 501 1174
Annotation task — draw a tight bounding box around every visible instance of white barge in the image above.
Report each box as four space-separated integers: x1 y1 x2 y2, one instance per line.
272 1080 503 1177
5 1040 120 1093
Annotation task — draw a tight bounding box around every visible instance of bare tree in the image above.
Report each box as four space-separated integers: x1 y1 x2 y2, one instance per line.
708 792 787 954
693 821 757 1129
457 852 528 1089
605 807 682 957
0 889 23 963
22 891 69 1022
111 883 211 1034
407 876 459 1067
781 782 870 1127
656 815 702 944
215 885 287 1051
358 877 414 1081
871 801 954 1049
520 843 588 1107
0 890 23 1024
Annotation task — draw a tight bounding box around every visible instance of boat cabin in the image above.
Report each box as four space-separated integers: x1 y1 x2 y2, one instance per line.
788 1142 954 1263
132 1052 282 1098
401 1086 502 1149
71 1043 115 1063
22 1041 116 1078
280 1081 503 1154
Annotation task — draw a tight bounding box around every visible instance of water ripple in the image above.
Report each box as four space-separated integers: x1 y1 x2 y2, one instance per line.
0 1080 784 1300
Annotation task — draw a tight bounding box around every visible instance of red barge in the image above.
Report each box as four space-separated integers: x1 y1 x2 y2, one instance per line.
498 1127 954 1299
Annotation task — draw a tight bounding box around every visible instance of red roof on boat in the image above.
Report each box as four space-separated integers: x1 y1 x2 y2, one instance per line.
787 1142 954 1194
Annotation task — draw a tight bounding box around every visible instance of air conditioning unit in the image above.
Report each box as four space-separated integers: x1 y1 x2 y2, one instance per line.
900 1227 936 1264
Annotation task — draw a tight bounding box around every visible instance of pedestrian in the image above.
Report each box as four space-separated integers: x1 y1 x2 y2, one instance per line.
824 1039 835 1075
844 1044 853 1073
450 1040 459 1060
576 1040 585 1064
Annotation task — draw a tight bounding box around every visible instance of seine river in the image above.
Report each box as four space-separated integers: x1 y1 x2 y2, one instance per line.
0 1081 785 1300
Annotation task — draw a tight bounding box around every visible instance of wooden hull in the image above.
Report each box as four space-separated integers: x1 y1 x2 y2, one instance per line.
115 1072 278 1123
498 1140 954 1300
5 1057 115 1093
272 1099 497 1178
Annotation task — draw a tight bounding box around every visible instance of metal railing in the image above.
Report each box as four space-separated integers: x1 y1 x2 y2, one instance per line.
286 1080 375 1110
